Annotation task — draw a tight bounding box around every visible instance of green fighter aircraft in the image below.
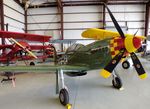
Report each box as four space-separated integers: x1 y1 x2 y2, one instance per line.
0 4 147 109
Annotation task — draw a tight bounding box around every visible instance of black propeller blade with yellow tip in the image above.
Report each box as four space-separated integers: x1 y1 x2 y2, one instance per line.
130 52 147 79
101 49 125 78
9 38 37 59
104 3 125 38
100 3 147 79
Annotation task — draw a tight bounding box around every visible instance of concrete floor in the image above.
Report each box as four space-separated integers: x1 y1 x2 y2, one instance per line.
0 58 150 109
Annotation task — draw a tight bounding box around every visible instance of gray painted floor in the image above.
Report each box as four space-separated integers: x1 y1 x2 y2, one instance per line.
0 58 150 109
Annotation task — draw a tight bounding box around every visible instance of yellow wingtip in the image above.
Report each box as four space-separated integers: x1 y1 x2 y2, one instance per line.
81 28 93 38
136 36 146 40
100 69 111 78
139 73 148 79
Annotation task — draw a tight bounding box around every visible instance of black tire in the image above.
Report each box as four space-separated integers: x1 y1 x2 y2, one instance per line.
122 61 130 69
112 77 122 89
30 62 35 66
59 88 69 106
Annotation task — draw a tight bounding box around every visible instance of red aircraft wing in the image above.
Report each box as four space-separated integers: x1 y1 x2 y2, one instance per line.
0 45 13 49
30 45 51 50
30 45 52 50
0 30 52 42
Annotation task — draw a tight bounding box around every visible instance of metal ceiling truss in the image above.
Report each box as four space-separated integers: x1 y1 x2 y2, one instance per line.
13 0 149 9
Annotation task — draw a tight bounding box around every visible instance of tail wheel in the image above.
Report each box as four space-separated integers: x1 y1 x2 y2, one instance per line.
59 88 69 106
122 61 130 69
112 77 122 89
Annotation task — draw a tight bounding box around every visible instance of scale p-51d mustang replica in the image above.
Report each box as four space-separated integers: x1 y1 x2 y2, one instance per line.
0 4 147 109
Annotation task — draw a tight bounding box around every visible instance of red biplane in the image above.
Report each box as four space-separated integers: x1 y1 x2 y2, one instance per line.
0 30 55 83
0 30 55 65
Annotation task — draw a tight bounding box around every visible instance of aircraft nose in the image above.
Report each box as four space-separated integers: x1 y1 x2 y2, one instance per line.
133 37 142 49
124 36 142 53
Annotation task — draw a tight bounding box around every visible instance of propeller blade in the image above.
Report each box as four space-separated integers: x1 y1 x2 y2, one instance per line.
104 3 125 38
100 49 125 78
10 38 37 59
130 52 147 79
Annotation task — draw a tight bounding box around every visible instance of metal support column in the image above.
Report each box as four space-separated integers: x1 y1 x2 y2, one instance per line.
0 0 5 54
144 3 150 36
144 2 150 53
56 0 64 51
25 10 27 33
102 3 106 29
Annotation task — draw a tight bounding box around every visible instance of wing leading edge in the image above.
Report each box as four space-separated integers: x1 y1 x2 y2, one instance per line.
0 65 89 73
0 30 51 42
82 28 144 40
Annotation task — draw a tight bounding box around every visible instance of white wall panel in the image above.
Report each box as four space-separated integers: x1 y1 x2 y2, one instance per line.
106 13 126 21
64 6 102 13
4 0 24 13
125 13 145 21
106 22 125 27
28 24 60 29
28 7 58 14
64 30 84 39
106 4 145 35
127 22 144 28
107 4 145 12
4 17 24 32
27 7 61 51
64 13 102 21
4 0 24 32
27 5 103 47
63 5 103 40
64 22 102 28
4 6 24 22
127 29 144 36
28 15 59 23
125 5 145 12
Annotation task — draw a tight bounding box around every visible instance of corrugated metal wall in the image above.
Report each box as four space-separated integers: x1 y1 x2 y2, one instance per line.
2 2 147 51
4 0 25 32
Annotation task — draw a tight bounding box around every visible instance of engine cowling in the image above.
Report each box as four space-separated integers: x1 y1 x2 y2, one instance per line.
124 36 142 53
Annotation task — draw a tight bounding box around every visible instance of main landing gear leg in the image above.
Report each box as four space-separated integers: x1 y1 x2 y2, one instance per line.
112 70 123 90
58 69 72 109
56 70 59 94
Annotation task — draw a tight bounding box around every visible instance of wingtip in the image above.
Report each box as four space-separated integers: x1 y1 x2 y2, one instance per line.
139 73 148 79
81 31 86 38
100 69 111 78
81 28 93 38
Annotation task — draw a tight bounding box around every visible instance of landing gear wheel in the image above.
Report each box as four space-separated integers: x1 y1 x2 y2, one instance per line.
112 77 122 89
30 62 35 66
59 88 69 106
122 61 130 69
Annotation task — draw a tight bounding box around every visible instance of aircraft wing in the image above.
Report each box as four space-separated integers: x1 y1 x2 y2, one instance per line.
30 45 50 50
0 30 51 42
0 65 89 73
82 28 136 40
0 45 13 49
